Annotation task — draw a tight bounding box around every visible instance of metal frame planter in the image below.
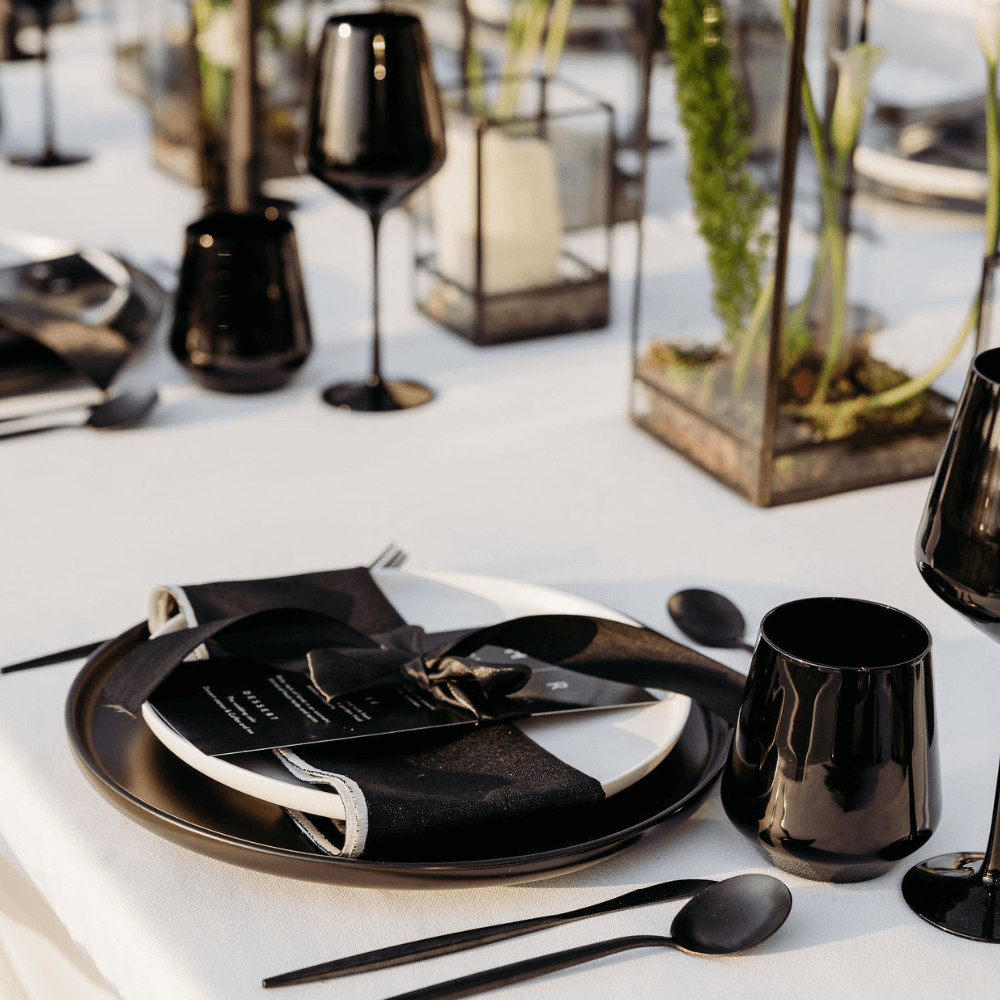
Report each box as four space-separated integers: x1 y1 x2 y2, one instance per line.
629 0 974 506
414 75 613 345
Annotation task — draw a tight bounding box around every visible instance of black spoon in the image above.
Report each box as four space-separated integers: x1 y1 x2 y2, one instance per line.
263 878 717 988
0 389 158 439
668 588 755 652
370 875 791 1000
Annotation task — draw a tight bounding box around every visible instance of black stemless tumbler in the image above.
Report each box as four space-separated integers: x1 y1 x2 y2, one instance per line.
721 597 940 882
171 212 312 393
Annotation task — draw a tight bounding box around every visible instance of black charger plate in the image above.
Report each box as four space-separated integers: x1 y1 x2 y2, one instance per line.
67 622 735 888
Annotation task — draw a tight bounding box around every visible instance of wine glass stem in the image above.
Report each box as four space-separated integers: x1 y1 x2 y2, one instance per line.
39 15 56 160
370 213 383 385
980 750 1000 882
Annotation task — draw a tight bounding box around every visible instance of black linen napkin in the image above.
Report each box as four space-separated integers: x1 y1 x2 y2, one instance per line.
149 566 405 637
106 567 743 860
0 300 132 390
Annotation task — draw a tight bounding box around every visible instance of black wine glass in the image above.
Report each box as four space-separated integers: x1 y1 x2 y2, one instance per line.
8 0 89 168
908 346 1000 942
304 12 446 411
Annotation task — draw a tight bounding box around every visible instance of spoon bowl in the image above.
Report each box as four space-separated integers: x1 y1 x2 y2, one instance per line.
0 389 158 439
668 588 755 652
86 390 159 430
669 873 792 955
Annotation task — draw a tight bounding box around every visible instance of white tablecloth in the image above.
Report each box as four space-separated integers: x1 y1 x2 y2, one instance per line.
1 5 999 1000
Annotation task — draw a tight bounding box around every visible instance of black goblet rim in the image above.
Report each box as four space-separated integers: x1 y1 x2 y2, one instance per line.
324 11 422 31
185 211 293 241
973 347 1000 384
759 597 931 672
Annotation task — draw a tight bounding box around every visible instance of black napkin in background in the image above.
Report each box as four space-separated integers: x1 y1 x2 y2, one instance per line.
0 300 132 390
118 567 744 860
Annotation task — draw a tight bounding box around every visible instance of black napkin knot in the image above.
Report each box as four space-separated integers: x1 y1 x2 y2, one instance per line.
306 624 531 720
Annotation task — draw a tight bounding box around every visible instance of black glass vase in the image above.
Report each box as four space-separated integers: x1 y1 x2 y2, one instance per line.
170 212 312 393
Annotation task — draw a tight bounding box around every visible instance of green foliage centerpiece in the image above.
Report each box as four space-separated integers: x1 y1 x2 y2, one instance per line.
640 0 1000 455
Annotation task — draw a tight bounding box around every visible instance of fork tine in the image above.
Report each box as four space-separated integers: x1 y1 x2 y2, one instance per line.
368 544 395 570
369 544 407 571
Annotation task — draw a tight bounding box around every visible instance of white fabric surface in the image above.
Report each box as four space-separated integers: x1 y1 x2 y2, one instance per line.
0 852 118 1000
1 5 1000 1000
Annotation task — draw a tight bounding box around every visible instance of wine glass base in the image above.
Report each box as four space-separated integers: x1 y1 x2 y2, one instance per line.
322 379 434 412
8 152 90 168
902 853 1000 942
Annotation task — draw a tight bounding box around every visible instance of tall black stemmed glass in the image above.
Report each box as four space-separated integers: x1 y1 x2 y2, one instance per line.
9 0 89 168
907 346 1000 942
304 12 446 411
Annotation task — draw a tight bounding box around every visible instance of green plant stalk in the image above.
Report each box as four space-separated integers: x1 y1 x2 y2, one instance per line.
775 0 997 428
496 0 552 120
466 44 490 118
464 0 575 120
496 0 534 118
192 0 231 129
782 234 829 371
777 0 850 406
858 59 1000 411
812 224 848 398
810 153 851 404
542 0 574 78
732 271 777 394
512 0 551 76
987 60 1000 257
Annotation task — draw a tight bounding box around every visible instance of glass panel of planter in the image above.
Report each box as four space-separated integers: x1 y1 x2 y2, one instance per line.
109 0 147 100
145 0 201 187
143 0 312 198
414 75 613 345
460 0 658 224
631 0 985 506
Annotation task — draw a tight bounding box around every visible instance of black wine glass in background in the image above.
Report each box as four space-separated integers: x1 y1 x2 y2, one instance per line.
304 12 446 412
907 346 1000 942
8 0 89 168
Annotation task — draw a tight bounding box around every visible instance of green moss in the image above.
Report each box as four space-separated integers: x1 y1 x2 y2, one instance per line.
661 0 770 344
649 342 722 369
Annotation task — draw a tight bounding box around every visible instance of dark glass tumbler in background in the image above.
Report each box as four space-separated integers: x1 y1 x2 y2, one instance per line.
170 212 312 393
722 597 940 883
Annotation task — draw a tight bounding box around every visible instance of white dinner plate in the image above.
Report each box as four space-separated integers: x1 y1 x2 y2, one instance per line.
142 570 691 821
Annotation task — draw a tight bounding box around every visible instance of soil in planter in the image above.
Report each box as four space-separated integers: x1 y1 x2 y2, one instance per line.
638 339 953 449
